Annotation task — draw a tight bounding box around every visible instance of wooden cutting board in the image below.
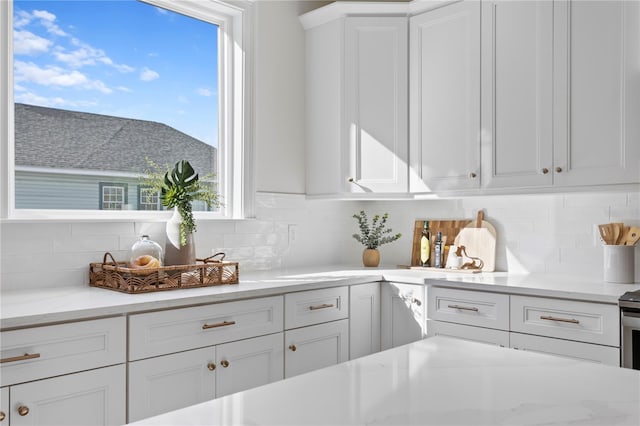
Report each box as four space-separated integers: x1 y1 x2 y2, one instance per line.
454 210 497 272
410 219 471 266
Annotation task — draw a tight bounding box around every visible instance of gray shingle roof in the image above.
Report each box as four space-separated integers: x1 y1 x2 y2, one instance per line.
14 103 217 176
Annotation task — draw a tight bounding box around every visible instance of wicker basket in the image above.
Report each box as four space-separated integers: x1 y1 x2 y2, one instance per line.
90 252 239 294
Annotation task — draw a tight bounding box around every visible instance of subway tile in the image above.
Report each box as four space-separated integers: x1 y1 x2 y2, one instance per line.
1 222 72 240
563 192 628 208
53 235 120 253
72 222 134 236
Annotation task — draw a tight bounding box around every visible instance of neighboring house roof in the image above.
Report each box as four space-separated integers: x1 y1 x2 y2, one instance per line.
14 103 216 176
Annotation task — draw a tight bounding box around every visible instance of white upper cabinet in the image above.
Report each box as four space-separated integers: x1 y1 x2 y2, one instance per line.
409 1 481 192
553 0 640 186
480 1 554 188
305 16 409 196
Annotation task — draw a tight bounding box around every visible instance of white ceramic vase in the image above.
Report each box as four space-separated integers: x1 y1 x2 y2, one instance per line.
164 207 196 266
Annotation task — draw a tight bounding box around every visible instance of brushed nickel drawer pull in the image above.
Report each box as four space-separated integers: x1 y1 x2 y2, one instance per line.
309 303 334 311
540 315 579 324
448 304 479 312
0 352 41 364
202 320 236 330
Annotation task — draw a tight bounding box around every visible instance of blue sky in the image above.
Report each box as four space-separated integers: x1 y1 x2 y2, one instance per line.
13 0 219 147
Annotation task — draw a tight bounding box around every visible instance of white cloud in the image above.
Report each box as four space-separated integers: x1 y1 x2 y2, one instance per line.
13 30 52 55
116 86 132 93
14 91 97 109
32 9 67 36
13 10 33 29
14 60 112 94
196 87 213 97
140 67 159 82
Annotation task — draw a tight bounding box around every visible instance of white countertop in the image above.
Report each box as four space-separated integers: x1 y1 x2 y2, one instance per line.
128 335 640 426
2 266 639 329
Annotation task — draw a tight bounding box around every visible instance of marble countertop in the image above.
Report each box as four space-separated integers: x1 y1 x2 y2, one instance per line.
2 265 639 329
128 335 640 426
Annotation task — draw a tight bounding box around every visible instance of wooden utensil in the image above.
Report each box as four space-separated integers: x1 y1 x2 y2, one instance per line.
622 226 640 246
598 223 615 245
454 210 497 272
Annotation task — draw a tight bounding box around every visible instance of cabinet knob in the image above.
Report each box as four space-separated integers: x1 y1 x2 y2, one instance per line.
347 177 355 183
541 168 549 174
411 298 421 306
0 411 5 421
288 344 297 352
220 360 230 368
207 362 216 371
555 166 563 173
18 406 29 417
469 172 477 179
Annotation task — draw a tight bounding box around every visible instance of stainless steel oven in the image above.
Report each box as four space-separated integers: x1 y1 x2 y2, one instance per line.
619 290 640 369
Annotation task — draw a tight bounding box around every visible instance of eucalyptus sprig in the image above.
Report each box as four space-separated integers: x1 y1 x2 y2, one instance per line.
141 159 220 246
352 211 401 249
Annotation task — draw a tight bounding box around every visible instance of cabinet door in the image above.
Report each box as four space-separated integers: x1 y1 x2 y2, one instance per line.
481 1 554 188
216 333 284 398
284 319 349 378
349 282 381 359
10 365 125 426
344 17 408 193
381 282 425 350
128 347 215 423
510 333 620 366
409 1 481 192
553 0 640 186
0 387 7 426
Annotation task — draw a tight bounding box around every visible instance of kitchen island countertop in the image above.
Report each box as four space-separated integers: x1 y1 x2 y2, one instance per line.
128 335 640 426
1 266 639 329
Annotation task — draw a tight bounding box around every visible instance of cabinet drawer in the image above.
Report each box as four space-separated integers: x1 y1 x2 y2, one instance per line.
428 287 509 331
427 320 510 347
285 286 348 329
0 316 126 386
510 332 620 366
129 296 284 360
510 295 619 346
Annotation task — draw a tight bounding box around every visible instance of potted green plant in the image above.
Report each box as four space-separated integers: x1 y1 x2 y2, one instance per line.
142 159 220 265
352 211 401 267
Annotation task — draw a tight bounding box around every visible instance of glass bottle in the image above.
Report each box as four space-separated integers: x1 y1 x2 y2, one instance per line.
129 235 163 268
420 221 430 267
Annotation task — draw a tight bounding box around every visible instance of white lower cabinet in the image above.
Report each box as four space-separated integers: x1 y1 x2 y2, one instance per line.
285 319 349 378
128 333 283 423
381 282 425 350
128 347 216 423
510 333 620 366
349 282 381 359
0 316 126 426
0 387 7 426
8 365 125 426
427 286 621 366
427 320 509 347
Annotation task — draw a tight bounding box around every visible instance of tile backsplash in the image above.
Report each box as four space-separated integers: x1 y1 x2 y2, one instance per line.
0 191 638 290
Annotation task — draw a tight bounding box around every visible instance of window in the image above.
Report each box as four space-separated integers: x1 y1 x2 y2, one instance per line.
100 183 127 210
138 186 161 211
1 0 253 219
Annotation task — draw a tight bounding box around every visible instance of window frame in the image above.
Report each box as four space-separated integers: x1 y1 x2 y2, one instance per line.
0 0 254 221
99 183 128 210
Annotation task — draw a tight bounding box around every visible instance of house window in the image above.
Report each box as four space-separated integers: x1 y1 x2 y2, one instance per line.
1 0 252 219
100 183 127 210
139 186 161 211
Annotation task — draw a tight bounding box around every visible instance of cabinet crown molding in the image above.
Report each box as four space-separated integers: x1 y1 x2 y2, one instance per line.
299 0 451 29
